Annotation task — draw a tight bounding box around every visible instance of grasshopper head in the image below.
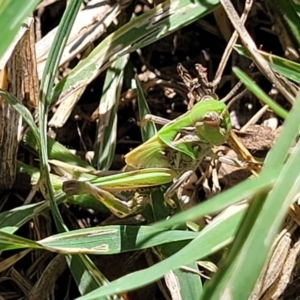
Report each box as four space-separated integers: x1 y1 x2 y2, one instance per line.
195 107 231 145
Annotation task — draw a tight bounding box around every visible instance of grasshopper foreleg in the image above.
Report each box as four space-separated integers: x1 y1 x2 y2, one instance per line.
141 114 171 127
164 170 194 206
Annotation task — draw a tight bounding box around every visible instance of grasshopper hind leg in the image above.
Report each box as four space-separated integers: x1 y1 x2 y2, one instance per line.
63 180 148 218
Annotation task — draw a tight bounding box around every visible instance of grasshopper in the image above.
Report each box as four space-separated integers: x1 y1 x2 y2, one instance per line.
63 99 231 217
125 99 231 206
125 99 230 169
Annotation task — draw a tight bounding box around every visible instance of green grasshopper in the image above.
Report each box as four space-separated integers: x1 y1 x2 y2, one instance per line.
125 99 231 169
125 98 231 206
63 99 231 217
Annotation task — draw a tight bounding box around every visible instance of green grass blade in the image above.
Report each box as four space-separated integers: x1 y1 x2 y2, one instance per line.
201 91 300 299
38 0 83 231
0 226 199 254
40 0 82 107
135 60 202 298
135 75 157 140
75 203 247 299
270 0 300 48
234 44 300 83
52 0 220 103
262 89 300 170
36 1 115 295
39 226 199 254
93 55 129 170
0 194 67 234
0 0 39 58
66 255 121 299
233 67 288 119
0 90 40 143
0 230 41 251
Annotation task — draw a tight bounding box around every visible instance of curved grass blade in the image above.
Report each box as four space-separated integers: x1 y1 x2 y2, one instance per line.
201 91 300 299
38 0 83 231
135 74 157 141
234 44 300 83
75 203 248 299
66 255 122 299
93 55 129 170
37 1 115 296
233 67 288 119
234 68 298 170
0 193 67 234
135 66 203 298
52 0 219 103
0 90 39 142
0 226 199 254
0 0 39 58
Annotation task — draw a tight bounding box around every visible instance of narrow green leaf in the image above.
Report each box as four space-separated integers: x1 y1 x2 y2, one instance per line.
233 67 288 119
40 226 199 254
0 230 41 251
234 44 300 83
93 55 129 170
52 0 219 103
76 203 247 299
0 90 40 144
135 75 157 141
154 166 279 229
202 92 300 299
0 0 39 58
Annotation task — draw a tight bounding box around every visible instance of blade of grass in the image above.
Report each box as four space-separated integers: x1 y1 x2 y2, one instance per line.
135 74 201 299
0 90 39 141
0 226 199 253
0 0 39 58
0 230 41 251
39 0 82 230
75 203 248 299
135 74 157 141
233 67 288 119
201 91 300 299
93 55 129 170
66 255 123 298
234 44 300 83
52 0 220 103
0 193 67 234
35 0 114 296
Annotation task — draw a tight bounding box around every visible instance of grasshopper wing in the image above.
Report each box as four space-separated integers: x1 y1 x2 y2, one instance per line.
125 135 170 169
